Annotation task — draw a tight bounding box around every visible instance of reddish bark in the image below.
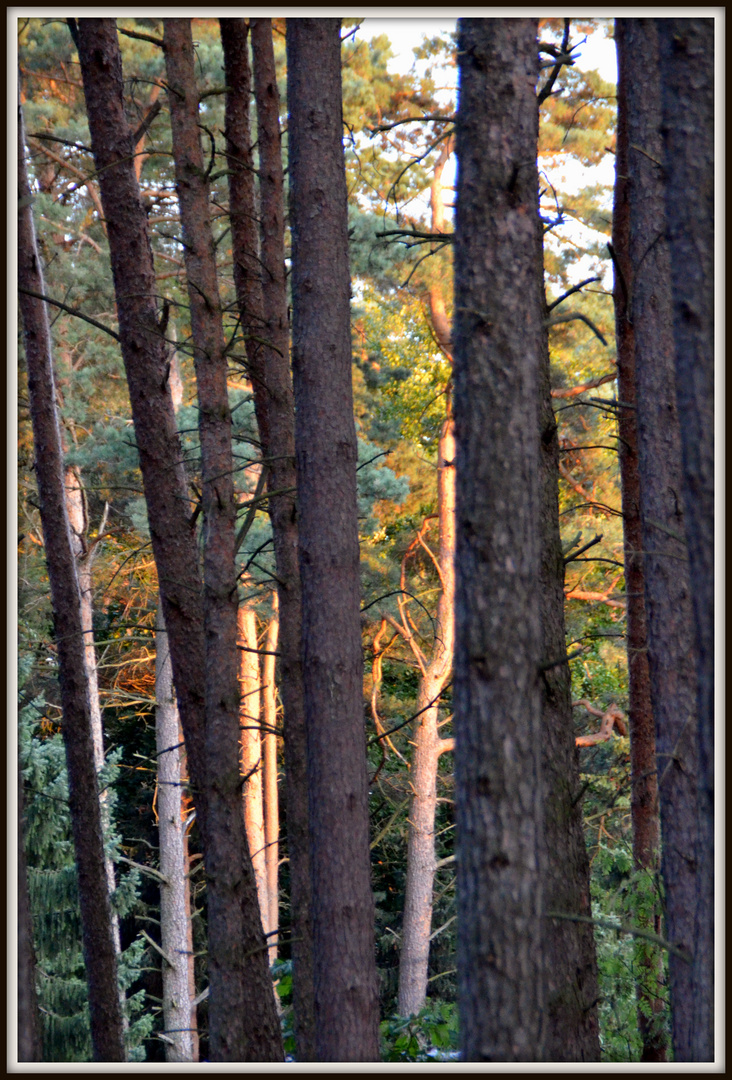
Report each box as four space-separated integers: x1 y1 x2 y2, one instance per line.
612 23 666 1059
287 17 380 1061
18 95 126 1062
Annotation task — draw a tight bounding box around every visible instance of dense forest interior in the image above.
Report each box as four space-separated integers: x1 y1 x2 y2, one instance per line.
16 16 715 1064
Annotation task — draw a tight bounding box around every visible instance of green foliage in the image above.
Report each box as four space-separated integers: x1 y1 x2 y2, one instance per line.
380 1000 459 1061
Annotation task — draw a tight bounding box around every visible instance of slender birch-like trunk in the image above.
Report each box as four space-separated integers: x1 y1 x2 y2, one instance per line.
238 604 269 935
262 597 280 965
155 605 198 1062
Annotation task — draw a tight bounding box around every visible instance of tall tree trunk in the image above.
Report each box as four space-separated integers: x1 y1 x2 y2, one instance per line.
221 17 316 1057
453 17 545 1062
162 18 282 1061
611 21 667 1061
73 18 281 1061
620 20 700 1063
238 603 269 933
155 605 198 1062
657 18 715 1062
538 244 601 1058
18 766 42 1063
18 96 126 1063
287 17 380 1062
262 596 280 966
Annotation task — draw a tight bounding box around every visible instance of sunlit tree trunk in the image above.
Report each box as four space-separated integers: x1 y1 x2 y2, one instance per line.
396 422 455 1016
155 605 198 1062
453 17 545 1061
657 18 715 1062
18 92 125 1062
238 603 269 935
287 17 380 1061
262 596 280 965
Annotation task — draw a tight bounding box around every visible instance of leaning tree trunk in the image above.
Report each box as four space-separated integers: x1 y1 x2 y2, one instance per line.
18 96 126 1063
287 17 380 1062
162 18 283 1061
220 16 316 1058
611 22 667 1060
620 19 700 1062
657 17 715 1063
453 17 545 1062
73 17 281 1061
155 605 198 1062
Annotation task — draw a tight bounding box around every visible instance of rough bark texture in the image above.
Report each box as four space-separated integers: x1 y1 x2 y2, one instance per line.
155 605 197 1062
75 18 282 1061
453 18 545 1062
18 768 42 1063
620 20 700 1062
287 17 380 1062
657 18 715 1063
221 17 316 1058
18 97 126 1062
162 19 283 1062
262 598 280 965
238 604 269 934
612 24 667 1061
538 241 600 1057
74 16 207 812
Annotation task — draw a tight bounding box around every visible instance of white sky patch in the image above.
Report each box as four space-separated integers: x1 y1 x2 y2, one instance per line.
353 16 617 283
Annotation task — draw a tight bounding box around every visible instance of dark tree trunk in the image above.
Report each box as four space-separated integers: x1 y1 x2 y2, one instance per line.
619 19 700 1062
18 98 126 1063
538 245 600 1059
657 18 715 1062
612 21 667 1061
18 766 42 1063
453 17 545 1062
287 17 380 1062
220 17 316 1059
162 18 283 1062
74 18 282 1061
